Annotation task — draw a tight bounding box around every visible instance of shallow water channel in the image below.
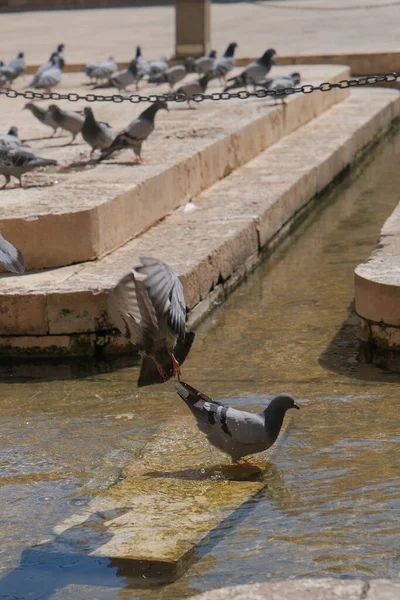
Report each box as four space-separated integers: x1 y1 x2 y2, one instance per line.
1 127 400 599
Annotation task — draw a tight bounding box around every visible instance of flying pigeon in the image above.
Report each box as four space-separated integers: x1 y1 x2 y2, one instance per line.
0 233 25 274
23 102 59 137
0 146 57 189
108 257 195 387
210 42 237 82
0 127 22 149
26 55 63 92
48 104 85 144
223 48 276 92
175 381 300 463
99 100 168 163
175 73 211 107
92 59 139 92
85 57 117 83
82 107 114 156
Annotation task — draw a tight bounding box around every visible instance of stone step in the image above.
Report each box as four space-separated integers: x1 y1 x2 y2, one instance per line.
0 87 398 355
0 65 349 270
355 202 400 350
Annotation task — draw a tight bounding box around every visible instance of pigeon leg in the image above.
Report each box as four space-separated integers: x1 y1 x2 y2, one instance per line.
171 354 181 380
135 156 146 164
154 360 168 380
236 457 257 467
18 176 23 188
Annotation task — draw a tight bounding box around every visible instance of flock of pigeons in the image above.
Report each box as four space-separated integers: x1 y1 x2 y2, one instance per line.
0 42 302 463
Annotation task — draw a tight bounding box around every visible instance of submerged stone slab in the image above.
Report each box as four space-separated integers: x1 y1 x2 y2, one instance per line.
355 201 400 349
49 419 267 582
0 65 349 270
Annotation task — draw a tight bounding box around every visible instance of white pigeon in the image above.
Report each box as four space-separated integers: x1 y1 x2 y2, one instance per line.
0 233 25 274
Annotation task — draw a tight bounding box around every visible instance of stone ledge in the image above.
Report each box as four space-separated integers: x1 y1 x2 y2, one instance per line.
0 87 398 354
355 200 400 349
188 579 400 600
0 65 348 270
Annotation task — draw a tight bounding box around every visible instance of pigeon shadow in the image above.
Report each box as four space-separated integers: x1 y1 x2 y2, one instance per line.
319 300 400 381
98 160 142 167
0 181 56 191
25 134 68 143
142 462 265 482
62 159 99 170
0 508 136 600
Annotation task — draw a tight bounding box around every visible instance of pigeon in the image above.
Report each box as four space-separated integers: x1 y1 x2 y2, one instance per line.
48 104 85 143
0 127 22 149
148 64 188 89
81 107 114 156
257 72 301 103
108 257 195 387
99 100 168 163
0 52 25 85
185 50 217 75
0 146 57 189
148 56 168 77
210 42 237 82
175 381 300 463
175 73 211 107
85 56 117 82
23 102 59 137
54 44 65 70
92 59 139 92
26 55 63 92
136 46 150 78
223 48 277 92
0 233 25 274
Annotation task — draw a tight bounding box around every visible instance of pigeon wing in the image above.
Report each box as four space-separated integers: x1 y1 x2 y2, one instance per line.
136 257 186 340
0 234 25 274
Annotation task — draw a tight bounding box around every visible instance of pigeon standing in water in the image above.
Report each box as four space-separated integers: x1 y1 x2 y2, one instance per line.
175 74 211 108
99 100 168 163
0 233 25 274
210 42 237 82
23 102 59 137
81 107 114 156
108 257 195 387
224 49 276 91
0 146 57 189
175 381 299 463
48 104 85 144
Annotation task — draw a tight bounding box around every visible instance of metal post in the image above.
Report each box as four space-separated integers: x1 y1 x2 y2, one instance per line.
175 0 210 59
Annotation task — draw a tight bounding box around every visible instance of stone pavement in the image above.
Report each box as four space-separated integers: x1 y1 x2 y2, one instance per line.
0 0 399 64
188 579 400 600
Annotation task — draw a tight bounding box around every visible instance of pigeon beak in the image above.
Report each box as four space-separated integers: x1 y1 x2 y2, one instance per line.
293 403 300 410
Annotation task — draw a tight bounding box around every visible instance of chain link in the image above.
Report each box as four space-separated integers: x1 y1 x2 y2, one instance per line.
0 71 398 104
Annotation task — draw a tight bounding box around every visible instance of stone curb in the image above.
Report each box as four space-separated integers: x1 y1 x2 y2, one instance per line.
188 579 400 600
0 87 398 354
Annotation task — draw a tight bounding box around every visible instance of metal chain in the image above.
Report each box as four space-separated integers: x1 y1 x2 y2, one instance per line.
0 72 398 104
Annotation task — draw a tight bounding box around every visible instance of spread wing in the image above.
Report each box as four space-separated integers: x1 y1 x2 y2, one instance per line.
107 269 159 349
136 257 186 340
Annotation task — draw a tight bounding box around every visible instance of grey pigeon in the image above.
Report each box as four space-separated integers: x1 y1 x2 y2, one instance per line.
0 52 25 86
257 72 301 103
99 100 168 163
30 51 58 83
175 381 299 463
0 233 25 274
85 56 117 82
54 44 65 70
175 73 211 107
148 57 168 77
23 102 59 137
185 50 217 75
210 42 237 82
82 107 114 156
148 64 188 89
108 257 195 387
224 48 276 92
136 46 150 79
0 127 22 149
93 59 139 92
0 146 57 189
27 55 63 92
48 104 85 144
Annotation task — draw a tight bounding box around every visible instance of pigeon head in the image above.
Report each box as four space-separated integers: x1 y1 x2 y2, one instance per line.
23 102 34 111
209 50 217 58
224 42 238 57
48 104 62 117
291 72 301 85
57 44 65 52
17 52 24 58
265 393 300 415
259 48 277 66
139 100 169 123
83 106 94 118
8 126 18 137
127 59 138 75
184 57 196 73
135 46 142 58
